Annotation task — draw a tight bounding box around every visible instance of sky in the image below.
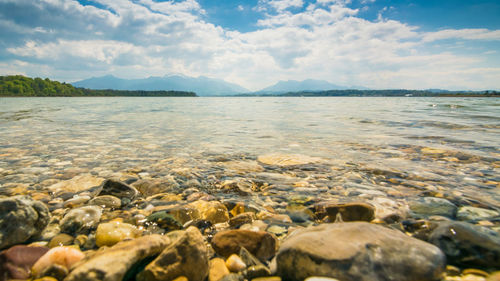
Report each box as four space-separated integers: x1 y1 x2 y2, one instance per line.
0 0 499 91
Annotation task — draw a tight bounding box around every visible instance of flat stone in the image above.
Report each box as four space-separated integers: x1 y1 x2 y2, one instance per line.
257 153 321 166
428 221 500 269
60 206 102 235
229 212 256 228
212 229 278 261
88 195 122 209
0 245 49 280
47 174 104 197
0 196 50 249
315 202 375 222
276 222 445 281
48 233 74 248
137 227 209 281
409 197 457 218
65 235 170 281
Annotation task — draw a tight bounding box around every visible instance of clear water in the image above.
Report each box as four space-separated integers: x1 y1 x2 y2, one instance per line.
1 97 499 207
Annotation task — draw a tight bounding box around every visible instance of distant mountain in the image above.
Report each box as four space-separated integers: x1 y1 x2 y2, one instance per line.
256 79 367 94
72 75 248 96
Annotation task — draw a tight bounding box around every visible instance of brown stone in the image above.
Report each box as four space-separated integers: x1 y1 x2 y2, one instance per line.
212 230 278 261
0 245 49 280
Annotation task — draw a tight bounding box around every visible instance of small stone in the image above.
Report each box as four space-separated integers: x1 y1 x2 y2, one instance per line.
146 211 183 230
98 179 139 201
221 273 244 281
88 195 122 209
0 195 50 249
257 153 321 166
245 265 271 280
63 195 91 208
48 234 74 248
37 263 69 281
428 221 500 269
173 277 189 281
462 269 489 277
251 277 281 281
0 245 49 280
32 246 85 278
95 220 141 247
487 272 500 281
60 205 102 234
286 205 314 223
212 229 278 261
33 277 59 281
267 225 287 236
209 258 230 281
317 202 375 222
137 227 209 281
409 197 457 218
226 254 246 272
188 200 230 224
65 235 170 281
229 212 256 228
457 206 499 221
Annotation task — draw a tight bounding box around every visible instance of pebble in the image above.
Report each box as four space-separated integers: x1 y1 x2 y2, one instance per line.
59 205 102 234
32 246 85 278
212 229 278 261
226 254 247 272
209 258 230 281
88 195 122 209
48 233 74 248
95 220 141 247
0 245 49 280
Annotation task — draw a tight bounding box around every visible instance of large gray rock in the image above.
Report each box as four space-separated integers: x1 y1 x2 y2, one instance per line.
0 196 50 249
428 221 500 269
60 206 102 234
65 234 170 281
276 222 445 281
137 227 209 281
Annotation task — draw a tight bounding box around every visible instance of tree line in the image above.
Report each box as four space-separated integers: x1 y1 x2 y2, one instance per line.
0 75 197 97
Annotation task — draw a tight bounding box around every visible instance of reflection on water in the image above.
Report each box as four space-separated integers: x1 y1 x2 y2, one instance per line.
0 97 499 208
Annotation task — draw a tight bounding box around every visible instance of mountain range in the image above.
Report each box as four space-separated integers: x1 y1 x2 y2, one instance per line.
72 75 365 96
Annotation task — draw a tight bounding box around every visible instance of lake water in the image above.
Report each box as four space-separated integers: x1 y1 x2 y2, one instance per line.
1 97 499 210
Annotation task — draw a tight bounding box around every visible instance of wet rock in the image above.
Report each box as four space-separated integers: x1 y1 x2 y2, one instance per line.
63 195 91 208
48 234 74 248
257 153 321 166
95 220 141 247
487 272 500 281
226 254 246 272
286 205 314 223
146 211 183 231
0 195 50 249
276 222 445 281
304 278 340 281
65 234 170 281
209 258 230 281
99 179 139 201
457 206 499 221
212 229 278 261
32 247 85 279
188 200 230 224
316 202 375 222
267 225 287 237
137 227 209 281
245 265 271 280
229 212 256 228
428 221 500 269
251 277 280 281
60 206 102 234
47 174 104 197
88 195 122 209
0 245 49 280
133 179 179 197
409 197 458 218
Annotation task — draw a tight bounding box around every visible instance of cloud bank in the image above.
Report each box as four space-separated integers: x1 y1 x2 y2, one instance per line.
0 0 499 90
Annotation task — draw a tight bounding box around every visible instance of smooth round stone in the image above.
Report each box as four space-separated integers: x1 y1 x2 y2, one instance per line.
89 195 122 209
267 225 287 236
457 206 499 221
226 254 246 272
211 229 278 261
98 179 139 200
0 245 50 280
229 212 256 228
48 233 74 248
60 205 102 234
95 220 141 247
146 211 183 230
63 195 90 208
188 200 230 224
317 202 375 222
257 153 321 166
47 174 104 197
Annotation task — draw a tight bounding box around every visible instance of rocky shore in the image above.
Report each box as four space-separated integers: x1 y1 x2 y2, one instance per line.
1 152 500 281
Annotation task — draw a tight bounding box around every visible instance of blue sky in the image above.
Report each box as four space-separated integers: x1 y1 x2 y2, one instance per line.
0 0 499 90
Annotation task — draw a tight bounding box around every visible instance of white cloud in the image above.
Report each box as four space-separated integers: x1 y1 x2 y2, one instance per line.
0 0 499 90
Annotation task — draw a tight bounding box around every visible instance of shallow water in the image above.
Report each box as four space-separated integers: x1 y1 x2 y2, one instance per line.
1 97 499 209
